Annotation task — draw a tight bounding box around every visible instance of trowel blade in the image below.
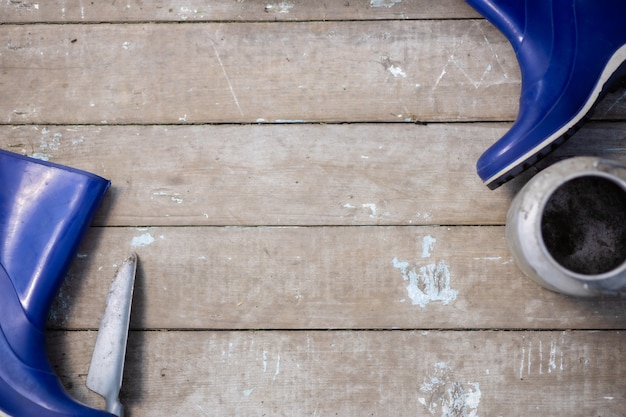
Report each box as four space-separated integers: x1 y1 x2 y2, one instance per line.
86 253 137 417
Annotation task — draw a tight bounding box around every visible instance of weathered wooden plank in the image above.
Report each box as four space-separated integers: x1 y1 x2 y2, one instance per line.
47 330 626 416
49 225 626 330
1 123 514 226
1 20 524 124
5 123 626 227
4 21 624 125
1 0 480 23
3 21 624 125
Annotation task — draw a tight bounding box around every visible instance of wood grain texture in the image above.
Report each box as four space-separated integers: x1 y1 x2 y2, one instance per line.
3 20 624 125
1 0 480 23
1 123 511 226
4 123 626 227
47 330 626 417
47 225 626 330
1 20 521 124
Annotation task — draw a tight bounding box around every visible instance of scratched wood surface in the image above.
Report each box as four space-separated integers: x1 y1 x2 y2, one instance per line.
48 224 626 331
2 0 482 22
4 123 626 227
3 21 626 125
2 1 626 416
47 330 625 416
1 20 521 124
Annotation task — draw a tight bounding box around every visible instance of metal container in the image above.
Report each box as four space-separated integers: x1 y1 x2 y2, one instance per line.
506 157 626 296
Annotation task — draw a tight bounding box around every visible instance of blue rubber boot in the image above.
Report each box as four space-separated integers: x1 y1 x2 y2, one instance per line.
467 0 626 189
0 150 113 416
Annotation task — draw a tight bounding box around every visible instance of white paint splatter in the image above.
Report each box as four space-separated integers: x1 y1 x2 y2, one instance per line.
131 232 155 247
387 65 407 78
379 56 408 79
8 1 39 10
370 0 402 8
177 6 206 20
393 235 457 307
151 189 184 204
243 388 255 397
419 362 448 392
265 2 294 13
459 383 482 414
419 362 481 417
363 203 378 218
393 258 458 307
31 129 62 161
422 235 436 258
361 202 390 220
30 152 51 161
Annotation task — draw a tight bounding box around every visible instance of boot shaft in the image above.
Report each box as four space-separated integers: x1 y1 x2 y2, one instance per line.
0 150 110 329
0 149 113 416
468 0 626 61
468 0 626 187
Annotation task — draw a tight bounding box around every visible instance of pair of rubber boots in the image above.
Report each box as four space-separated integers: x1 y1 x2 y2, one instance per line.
0 149 113 416
467 0 626 189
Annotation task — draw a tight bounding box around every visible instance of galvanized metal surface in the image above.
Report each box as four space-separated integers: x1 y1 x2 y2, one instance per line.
507 157 626 296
